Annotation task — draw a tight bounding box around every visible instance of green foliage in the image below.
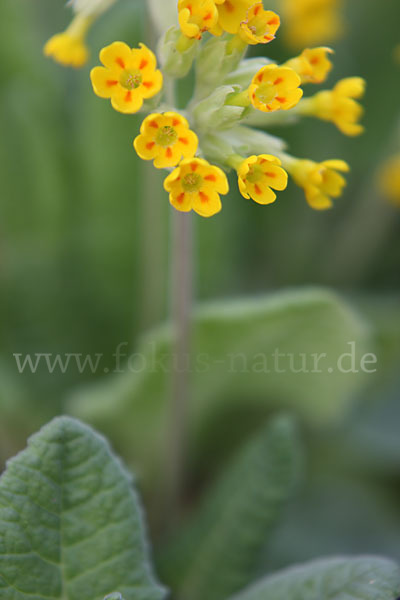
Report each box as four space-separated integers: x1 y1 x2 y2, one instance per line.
230 556 400 600
1 417 400 600
160 416 301 600
68 288 370 485
0 417 166 600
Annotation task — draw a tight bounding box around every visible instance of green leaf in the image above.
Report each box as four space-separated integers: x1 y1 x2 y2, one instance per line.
230 556 400 600
0 416 166 600
68 289 371 487
160 416 301 600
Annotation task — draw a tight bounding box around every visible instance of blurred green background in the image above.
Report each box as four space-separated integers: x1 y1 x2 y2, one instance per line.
1 0 400 575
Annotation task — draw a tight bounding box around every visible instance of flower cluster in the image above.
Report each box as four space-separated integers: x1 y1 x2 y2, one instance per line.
44 0 365 217
378 154 400 206
281 0 344 48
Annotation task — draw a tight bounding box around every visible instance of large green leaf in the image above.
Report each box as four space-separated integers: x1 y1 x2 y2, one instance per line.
68 289 371 484
0 416 166 600
159 416 301 600
230 556 400 600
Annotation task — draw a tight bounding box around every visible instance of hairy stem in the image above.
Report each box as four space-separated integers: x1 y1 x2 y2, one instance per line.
164 72 194 518
166 209 193 517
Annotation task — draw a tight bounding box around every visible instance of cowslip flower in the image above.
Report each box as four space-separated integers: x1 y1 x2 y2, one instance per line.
164 158 229 217
281 0 344 49
284 47 333 84
300 77 365 135
44 14 92 68
288 158 349 209
378 154 400 206
239 4 280 45
178 0 219 39
249 65 303 112
134 112 198 169
44 0 117 68
90 42 163 114
233 154 288 204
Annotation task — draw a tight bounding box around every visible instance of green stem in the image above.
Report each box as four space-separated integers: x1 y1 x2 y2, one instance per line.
176 33 196 53
225 89 251 107
226 153 245 170
226 34 247 55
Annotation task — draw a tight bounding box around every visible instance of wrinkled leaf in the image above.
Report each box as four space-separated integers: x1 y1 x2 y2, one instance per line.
160 416 301 600
230 556 400 600
0 417 166 600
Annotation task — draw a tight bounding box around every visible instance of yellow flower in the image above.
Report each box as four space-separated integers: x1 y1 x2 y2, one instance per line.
284 47 333 84
303 77 365 136
239 4 280 45
236 155 288 204
289 158 349 209
90 42 163 114
281 0 344 49
215 0 254 35
178 0 219 39
378 154 400 206
249 64 303 112
134 112 198 169
44 14 92 68
164 158 229 217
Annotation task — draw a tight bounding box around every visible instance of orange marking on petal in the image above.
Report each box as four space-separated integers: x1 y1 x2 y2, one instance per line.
143 81 154 89
268 17 279 25
265 171 276 178
139 59 148 69
257 72 264 82
187 4 192 14
106 80 118 87
255 184 262 195
172 118 180 126
149 120 159 128
177 192 185 204
274 77 283 85
199 191 209 203
225 0 234 12
179 137 189 145
146 142 155 150
310 57 319 65
264 34 273 41
205 174 217 182
276 96 286 103
204 12 212 20
116 57 125 69
166 147 173 158
254 4 261 14
191 162 198 171
252 92 256 99
125 91 132 102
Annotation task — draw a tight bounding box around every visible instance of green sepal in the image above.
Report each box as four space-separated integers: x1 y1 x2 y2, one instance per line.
201 126 287 169
224 57 272 89
195 36 247 99
158 26 199 79
192 85 246 133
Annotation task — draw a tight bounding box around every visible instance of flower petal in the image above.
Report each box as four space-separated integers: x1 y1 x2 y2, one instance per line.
193 190 222 217
111 87 143 114
90 66 118 98
100 41 132 72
